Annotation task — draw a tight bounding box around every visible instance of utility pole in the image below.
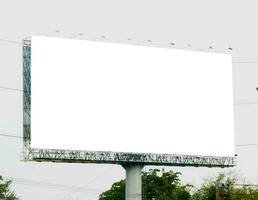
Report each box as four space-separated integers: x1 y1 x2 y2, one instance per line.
216 182 222 200
216 186 220 200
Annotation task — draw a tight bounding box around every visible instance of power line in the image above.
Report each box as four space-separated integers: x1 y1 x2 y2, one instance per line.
1 133 258 148
0 36 234 53
235 143 258 147
234 102 258 105
233 61 258 64
2 85 258 106
0 86 23 92
0 38 23 45
59 166 115 199
4 176 102 195
5 176 104 200
0 133 22 139
12 182 100 194
2 36 258 64
235 183 258 187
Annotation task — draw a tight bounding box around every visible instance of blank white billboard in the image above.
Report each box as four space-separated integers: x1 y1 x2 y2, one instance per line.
30 35 234 157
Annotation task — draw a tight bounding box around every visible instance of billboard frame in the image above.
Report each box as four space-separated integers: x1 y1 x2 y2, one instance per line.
22 37 236 168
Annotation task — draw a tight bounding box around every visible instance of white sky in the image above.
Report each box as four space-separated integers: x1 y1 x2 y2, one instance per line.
1 0 258 199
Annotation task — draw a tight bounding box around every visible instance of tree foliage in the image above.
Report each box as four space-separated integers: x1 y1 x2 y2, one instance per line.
99 169 192 200
100 170 258 200
0 176 19 200
231 186 258 200
142 169 191 200
99 180 125 200
192 173 258 200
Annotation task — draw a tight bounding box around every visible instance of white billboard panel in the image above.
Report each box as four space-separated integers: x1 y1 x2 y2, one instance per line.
29 36 234 157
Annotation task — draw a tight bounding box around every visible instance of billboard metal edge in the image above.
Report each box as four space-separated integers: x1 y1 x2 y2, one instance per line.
23 38 31 161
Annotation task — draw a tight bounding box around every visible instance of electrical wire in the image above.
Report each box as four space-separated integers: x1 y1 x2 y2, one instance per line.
0 86 23 92
2 175 102 200
3 176 102 195
0 36 234 53
12 182 99 195
0 133 22 139
235 183 258 187
0 38 23 45
233 61 258 64
1 133 258 147
59 166 115 200
1 85 258 106
235 143 258 147
234 102 258 105
3 36 258 64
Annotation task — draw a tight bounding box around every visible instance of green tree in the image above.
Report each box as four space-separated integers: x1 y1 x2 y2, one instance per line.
191 172 258 200
99 169 192 200
0 176 19 200
192 173 238 200
99 180 125 200
231 186 258 200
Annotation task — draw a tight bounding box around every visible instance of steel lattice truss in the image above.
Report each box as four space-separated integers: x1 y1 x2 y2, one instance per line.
23 38 31 159
26 148 235 167
22 38 236 168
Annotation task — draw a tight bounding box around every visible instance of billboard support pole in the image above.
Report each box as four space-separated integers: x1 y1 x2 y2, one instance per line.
123 164 144 200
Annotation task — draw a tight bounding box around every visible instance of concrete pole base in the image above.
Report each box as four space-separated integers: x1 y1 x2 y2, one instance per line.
122 164 144 200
